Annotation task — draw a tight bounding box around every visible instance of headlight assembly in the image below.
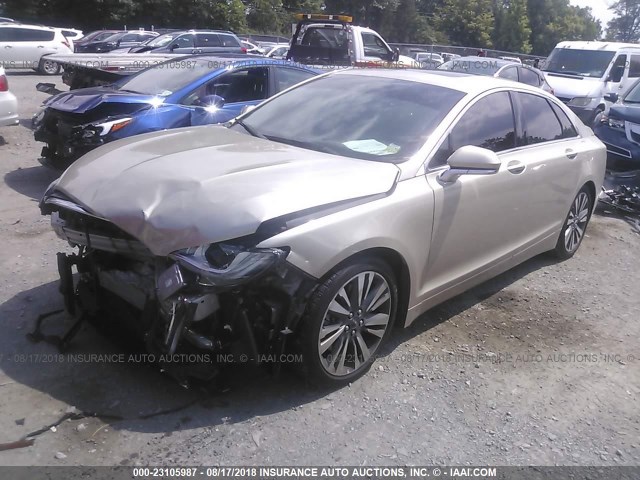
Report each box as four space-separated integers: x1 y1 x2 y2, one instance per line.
170 244 288 288
568 97 595 107
93 117 133 136
608 117 625 130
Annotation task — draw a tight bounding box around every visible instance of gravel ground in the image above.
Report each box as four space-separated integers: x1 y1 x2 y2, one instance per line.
0 71 639 467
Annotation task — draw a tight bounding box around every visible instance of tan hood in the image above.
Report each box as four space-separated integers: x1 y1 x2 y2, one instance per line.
52 125 400 256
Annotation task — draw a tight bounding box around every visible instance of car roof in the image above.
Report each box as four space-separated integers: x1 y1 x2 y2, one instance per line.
0 23 58 31
157 54 316 70
554 41 640 51
332 68 545 96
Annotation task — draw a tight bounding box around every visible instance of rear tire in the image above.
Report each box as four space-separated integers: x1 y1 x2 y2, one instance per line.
553 185 593 260
38 58 61 75
299 258 398 386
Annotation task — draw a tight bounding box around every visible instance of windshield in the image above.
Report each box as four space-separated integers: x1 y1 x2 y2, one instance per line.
438 59 502 76
624 80 640 103
543 48 615 78
144 32 180 47
237 74 465 163
115 58 212 96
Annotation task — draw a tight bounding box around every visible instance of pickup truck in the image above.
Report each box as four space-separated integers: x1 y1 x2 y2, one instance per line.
286 14 416 67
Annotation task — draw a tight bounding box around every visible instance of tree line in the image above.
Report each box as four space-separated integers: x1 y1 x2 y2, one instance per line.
0 0 638 56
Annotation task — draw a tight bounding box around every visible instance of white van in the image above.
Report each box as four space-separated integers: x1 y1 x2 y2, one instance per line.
542 41 640 126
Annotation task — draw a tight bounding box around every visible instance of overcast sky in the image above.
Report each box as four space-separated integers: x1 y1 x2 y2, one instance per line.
569 0 614 30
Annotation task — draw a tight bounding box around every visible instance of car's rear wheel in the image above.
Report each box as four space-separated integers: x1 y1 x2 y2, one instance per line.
38 58 61 75
553 186 593 259
300 258 398 386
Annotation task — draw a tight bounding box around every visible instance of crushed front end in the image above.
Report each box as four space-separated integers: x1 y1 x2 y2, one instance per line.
33 105 142 170
40 191 316 384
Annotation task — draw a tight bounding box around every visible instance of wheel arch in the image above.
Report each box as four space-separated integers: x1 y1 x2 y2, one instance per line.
318 247 412 330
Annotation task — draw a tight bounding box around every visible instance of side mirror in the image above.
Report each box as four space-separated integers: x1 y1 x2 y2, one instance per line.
198 95 225 111
439 145 501 183
169 43 180 51
604 92 619 103
392 48 400 62
240 105 256 115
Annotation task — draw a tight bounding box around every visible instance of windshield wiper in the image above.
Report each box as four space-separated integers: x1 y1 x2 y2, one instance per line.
544 69 583 76
234 119 267 139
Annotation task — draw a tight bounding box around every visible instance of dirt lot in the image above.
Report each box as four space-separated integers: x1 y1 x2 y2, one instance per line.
0 71 639 467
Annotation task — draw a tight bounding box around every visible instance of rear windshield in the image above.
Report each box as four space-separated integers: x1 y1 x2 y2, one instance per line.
543 48 615 78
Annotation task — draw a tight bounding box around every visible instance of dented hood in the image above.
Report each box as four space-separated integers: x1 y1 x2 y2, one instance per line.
52 126 400 256
44 86 156 113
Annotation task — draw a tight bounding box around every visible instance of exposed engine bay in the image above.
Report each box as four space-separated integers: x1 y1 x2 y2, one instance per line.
39 197 317 385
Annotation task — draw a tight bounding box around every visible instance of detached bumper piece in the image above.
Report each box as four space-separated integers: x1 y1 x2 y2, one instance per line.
600 169 640 215
39 200 317 386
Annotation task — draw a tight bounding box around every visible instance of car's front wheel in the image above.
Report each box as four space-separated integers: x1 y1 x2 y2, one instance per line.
553 185 593 259
38 58 61 75
300 258 398 386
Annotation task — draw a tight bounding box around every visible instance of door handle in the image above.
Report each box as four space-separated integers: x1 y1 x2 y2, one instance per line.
4 45 12 48
507 160 526 174
37 45 45 48
565 149 577 159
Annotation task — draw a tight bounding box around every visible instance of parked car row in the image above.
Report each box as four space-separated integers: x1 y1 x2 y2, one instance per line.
33 55 318 169
30 59 606 385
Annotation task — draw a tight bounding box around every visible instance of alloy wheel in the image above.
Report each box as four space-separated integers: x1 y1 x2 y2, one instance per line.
564 191 590 253
318 271 392 376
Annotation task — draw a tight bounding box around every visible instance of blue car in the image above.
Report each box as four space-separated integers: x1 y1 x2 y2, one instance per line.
594 78 640 171
33 56 318 169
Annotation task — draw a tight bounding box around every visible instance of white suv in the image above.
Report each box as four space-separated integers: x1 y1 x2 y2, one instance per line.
0 23 73 74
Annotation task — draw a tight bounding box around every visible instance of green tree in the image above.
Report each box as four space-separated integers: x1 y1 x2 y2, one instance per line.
493 0 531 53
435 0 494 47
527 0 600 55
606 0 640 42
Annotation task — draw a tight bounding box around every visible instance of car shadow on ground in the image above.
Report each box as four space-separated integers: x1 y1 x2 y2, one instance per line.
381 252 558 354
4 165 59 201
0 252 559 437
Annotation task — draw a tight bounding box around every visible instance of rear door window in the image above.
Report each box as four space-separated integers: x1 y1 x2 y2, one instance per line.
549 102 578 138
219 34 240 47
8 28 55 41
514 92 566 145
196 34 222 47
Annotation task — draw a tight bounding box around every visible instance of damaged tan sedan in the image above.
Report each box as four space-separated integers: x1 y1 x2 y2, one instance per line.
40 69 606 385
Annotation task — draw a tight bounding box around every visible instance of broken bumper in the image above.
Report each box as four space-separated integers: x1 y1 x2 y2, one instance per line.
42 196 315 382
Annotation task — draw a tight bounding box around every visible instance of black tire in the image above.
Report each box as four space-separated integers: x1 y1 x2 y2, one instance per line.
592 108 604 127
38 58 61 75
299 257 398 386
553 185 593 260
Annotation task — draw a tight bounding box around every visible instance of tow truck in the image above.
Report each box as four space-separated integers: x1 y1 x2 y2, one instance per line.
286 14 416 68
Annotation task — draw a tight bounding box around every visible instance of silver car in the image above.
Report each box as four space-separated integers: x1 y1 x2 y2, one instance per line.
0 67 18 126
40 69 606 385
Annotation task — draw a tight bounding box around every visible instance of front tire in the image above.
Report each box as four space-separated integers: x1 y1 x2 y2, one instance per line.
38 58 61 75
553 186 593 259
299 258 398 386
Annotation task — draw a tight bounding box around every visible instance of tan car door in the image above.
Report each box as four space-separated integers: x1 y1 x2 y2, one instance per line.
421 91 534 299
509 91 586 244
